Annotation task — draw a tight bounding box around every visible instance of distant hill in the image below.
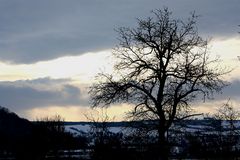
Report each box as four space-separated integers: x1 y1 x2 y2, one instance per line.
0 107 32 137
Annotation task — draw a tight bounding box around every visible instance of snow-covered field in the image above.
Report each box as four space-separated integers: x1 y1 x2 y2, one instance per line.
65 124 123 135
65 120 240 136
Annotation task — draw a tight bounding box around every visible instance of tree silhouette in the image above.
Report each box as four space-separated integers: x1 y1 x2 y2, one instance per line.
213 101 240 157
90 8 229 159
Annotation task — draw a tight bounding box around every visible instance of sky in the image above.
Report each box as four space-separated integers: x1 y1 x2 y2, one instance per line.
0 0 240 121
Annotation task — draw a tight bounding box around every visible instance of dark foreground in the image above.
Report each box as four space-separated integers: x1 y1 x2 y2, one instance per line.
1 107 240 160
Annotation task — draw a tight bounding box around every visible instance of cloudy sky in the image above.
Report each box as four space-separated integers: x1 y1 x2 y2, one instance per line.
0 0 239 121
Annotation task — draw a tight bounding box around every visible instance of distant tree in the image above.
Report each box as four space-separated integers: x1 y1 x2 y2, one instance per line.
212 101 240 156
86 109 123 160
90 8 229 159
36 115 65 133
185 102 240 159
215 101 239 129
33 115 68 158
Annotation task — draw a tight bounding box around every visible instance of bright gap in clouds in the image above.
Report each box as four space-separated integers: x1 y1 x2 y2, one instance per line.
0 38 239 83
210 37 240 81
0 50 114 83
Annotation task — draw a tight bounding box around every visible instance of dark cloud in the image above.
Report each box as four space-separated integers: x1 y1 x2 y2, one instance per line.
0 78 239 116
217 79 240 100
0 0 239 63
192 79 240 107
0 78 89 112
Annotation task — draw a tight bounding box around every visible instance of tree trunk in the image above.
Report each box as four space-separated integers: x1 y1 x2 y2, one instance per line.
157 127 169 160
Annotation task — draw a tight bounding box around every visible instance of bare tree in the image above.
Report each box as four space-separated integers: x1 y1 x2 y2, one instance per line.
89 8 228 159
36 115 65 133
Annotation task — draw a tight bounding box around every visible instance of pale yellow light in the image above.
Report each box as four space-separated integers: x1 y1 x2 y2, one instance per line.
0 50 114 83
23 104 132 122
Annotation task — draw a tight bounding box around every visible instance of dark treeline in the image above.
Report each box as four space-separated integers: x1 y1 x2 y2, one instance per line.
0 106 240 160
